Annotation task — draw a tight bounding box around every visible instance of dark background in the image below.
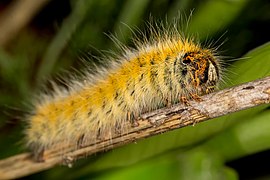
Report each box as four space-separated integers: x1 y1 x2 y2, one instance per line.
0 0 269 179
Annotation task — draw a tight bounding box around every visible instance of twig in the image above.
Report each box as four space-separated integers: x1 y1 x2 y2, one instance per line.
0 76 269 179
0 0 51 47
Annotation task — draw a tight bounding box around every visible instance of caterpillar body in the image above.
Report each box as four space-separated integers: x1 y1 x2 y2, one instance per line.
25 23 221 160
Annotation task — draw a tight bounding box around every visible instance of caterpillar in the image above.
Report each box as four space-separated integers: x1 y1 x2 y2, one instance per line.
25 21 222 161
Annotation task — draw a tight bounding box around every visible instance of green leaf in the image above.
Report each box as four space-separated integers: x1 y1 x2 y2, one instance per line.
200 108 270 162
188 0 250 40
225 41 270 85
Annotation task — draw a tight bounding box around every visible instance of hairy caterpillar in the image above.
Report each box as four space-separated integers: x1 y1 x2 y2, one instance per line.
25 21 222 161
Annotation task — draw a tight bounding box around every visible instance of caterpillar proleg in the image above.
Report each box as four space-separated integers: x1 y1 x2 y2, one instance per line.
25 20 222 161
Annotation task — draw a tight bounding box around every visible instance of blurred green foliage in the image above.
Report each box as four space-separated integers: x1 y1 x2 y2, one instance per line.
0 0 269 179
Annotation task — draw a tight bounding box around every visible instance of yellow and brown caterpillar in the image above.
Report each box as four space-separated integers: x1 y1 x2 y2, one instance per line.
25 22 222 160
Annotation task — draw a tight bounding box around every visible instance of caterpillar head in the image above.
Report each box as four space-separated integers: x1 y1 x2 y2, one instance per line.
181 50 220 94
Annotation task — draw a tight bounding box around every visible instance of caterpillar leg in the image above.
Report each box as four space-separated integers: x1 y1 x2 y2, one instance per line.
127 111 131 121
128 111 139 127
180 96 190 106
77 134 85 148
166 96 172 108
32 146 45 162
206 86 215 94
190 93 202 102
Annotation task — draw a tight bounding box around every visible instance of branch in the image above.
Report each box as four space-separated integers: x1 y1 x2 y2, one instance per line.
0 76 270 179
